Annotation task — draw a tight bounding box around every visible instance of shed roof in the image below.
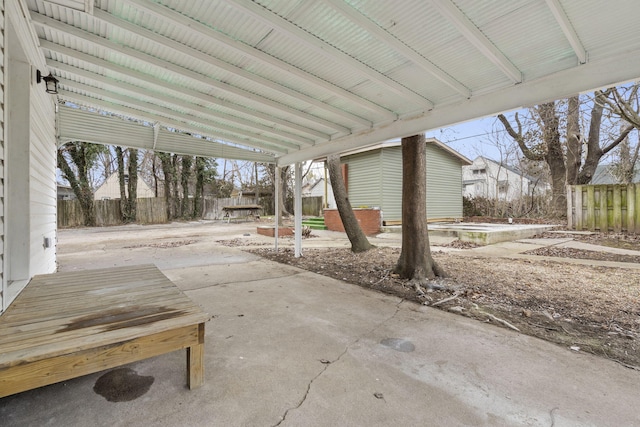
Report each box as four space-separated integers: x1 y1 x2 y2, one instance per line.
27 0 640 165
335 138 472 166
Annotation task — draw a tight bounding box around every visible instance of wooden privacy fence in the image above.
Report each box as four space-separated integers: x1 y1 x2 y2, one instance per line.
567 184 640 233
302 196 323 216
58 198 168 227
59 195 320 227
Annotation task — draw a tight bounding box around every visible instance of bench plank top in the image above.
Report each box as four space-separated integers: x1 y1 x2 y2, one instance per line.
0 264 209 369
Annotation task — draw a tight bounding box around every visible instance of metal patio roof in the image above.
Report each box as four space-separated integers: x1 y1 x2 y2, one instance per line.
27 0 640 165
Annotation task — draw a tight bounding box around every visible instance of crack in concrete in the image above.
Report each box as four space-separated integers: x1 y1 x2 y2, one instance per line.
181 271 305 291
272 299 405 427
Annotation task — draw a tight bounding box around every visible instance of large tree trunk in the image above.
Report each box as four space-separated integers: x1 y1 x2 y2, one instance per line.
193 156 205 218
564 96 582 185
180 156 193 218
127 149 138 221
537 102 567 217
327 154 373 253
394 135 444 280
158 152 175 220
57 143 96 226
278 165 291 222
115 147 137 223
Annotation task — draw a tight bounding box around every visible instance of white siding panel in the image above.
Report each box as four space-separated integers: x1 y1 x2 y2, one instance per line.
426 143 463 219
380 147 402 222
344 151 382 209
30 43 57 278
0 1 4 313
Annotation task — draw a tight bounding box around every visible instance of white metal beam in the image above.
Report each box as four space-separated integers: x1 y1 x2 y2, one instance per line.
58 106 276 163
41 40 330 141
277 47 640 165
92 8 373 129
58 90 286 156
325 0 471 99
30 11 352 134
48 59 314 147
430 0 522 83
226 0 434 109
56 77 297 152
544 0 587 64
124 0 397 121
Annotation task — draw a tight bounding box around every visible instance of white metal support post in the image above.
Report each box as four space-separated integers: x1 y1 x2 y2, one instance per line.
274 166 280 252
294 162 302 257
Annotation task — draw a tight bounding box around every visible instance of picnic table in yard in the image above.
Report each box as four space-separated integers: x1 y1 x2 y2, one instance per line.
0 264 209 398
222 204 262 223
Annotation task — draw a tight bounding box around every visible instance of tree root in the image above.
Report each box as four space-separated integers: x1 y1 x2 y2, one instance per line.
431 292 461 307
484 312 520 332
409 278 453 296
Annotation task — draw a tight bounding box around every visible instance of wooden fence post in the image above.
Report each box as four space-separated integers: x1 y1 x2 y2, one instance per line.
636 184 640 233
566 185 573 230
575 185 583 231
598 185 608 232
586 186 595 231
613 186 623 232
627 184 635 233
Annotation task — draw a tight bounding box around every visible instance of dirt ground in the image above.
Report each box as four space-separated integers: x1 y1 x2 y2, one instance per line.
245 232 640 370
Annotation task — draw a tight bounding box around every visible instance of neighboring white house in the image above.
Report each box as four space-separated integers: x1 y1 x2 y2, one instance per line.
592 164 640 184
301 177 336 209
93 173 155 200
463 156 546 201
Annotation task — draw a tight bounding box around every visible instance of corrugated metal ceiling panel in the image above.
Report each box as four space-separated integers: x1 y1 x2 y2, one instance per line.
22 0 640 164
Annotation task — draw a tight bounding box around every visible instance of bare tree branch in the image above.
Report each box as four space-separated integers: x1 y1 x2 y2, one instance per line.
497 113 545 161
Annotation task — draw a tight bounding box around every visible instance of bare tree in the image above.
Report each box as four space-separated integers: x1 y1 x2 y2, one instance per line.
327 153 373 253
57 142 106 226
115 147 138 222
609 132 640 184
394 135 444 282
596 85 640 128
498 94 633 216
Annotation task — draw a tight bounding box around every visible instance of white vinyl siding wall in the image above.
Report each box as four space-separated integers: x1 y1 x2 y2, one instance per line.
426 143 464 219
342 142 465 223
30 83 56 277
380 147 402 222
344 151 383 209
1 3 57 313
0 1 5 312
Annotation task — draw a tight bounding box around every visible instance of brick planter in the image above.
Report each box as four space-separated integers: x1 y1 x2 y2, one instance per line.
323 208 381 235
257 226 294 237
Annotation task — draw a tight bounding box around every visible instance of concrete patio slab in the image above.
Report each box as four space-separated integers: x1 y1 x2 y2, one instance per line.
1 221 638 427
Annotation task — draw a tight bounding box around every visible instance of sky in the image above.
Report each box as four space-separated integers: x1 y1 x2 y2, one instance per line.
425 115 510 161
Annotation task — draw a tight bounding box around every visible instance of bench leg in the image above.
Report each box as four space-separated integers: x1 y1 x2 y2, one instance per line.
187 323 205 389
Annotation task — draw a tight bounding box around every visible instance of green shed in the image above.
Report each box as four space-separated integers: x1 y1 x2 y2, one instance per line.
339 138 472 224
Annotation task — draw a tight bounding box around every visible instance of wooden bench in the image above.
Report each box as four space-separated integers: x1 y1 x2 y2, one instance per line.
0 264 210 398
222 204 262 223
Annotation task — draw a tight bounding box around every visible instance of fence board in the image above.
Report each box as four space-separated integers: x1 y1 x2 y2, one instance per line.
302 196 323 216
628 184 636 233
586 186 595 231
598 186 608 233
636 185 640 233
568 184 640 233
59 196 270 227
613 186 622 232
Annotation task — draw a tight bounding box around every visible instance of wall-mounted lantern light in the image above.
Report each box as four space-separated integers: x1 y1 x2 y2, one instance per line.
36 70 59 95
